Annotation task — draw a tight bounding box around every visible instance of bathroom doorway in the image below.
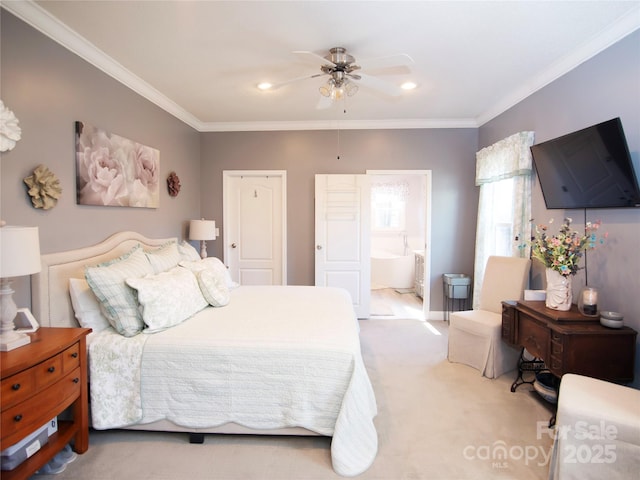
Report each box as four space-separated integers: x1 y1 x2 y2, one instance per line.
367 170 432 320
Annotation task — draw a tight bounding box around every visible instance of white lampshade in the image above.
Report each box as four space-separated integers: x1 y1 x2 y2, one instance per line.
0 226 41 351
0 226 41 278
189 219 217 241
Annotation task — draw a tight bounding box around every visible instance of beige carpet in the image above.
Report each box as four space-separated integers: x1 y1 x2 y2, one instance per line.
35 320 554 480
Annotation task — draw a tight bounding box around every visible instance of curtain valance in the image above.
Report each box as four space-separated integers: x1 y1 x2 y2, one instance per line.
475 131 535 185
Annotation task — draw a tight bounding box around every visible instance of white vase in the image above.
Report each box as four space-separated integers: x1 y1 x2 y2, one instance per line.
545 268 572 311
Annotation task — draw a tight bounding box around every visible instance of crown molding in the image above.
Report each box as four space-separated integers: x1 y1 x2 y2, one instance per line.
476 5 640 126
2 0 202 130
4 1 639 132
198 118 479 132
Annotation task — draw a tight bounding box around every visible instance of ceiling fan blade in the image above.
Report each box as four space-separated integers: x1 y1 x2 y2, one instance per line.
358 53 414 71
293 50 336 66
268 72 326 90
355 73 403 97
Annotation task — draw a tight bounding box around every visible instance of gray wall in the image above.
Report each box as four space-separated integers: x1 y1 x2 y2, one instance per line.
201 128 479 306
1 11 479 312
3 9 640 387
479 30 640 387
1 12 201 303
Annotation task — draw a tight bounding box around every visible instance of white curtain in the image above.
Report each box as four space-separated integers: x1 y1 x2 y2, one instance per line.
473 131 535 308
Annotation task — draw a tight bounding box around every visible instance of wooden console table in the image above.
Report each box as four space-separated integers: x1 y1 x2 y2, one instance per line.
502 300 636 387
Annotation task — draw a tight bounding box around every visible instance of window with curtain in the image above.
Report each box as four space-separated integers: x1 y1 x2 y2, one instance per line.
473 131 535 307
371 181 409 231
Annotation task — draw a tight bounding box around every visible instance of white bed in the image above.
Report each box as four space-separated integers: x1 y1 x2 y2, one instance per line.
31 231 378 476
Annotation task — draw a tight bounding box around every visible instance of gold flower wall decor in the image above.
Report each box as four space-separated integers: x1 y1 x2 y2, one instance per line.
167 171 181 197
24 164 62 210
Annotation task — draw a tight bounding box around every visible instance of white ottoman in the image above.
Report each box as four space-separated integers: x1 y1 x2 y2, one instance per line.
548 374 640 479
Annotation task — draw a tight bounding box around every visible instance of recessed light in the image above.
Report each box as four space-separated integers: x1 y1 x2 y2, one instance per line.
401 82 417 91
257 82 273 91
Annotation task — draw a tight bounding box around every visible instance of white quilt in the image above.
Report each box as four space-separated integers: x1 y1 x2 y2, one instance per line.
89 286 378 476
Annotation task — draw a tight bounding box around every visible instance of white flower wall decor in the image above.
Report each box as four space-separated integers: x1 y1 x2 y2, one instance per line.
75 121 160 208
0 100 22 152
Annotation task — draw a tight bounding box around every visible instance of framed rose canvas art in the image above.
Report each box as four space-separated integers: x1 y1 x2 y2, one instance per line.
75 121 160 208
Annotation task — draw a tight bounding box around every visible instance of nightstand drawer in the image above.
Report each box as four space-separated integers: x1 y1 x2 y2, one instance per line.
1 368 81 439
34 352 64 389
62 343 81 372
0 370 36 411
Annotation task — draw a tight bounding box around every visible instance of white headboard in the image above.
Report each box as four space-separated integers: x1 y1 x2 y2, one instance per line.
32 231 177 328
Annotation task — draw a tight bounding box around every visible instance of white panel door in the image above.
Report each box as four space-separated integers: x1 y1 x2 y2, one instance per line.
224 171 286 285
315 174 370 318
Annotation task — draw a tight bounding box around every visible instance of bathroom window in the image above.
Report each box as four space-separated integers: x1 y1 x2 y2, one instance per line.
371 181 408 231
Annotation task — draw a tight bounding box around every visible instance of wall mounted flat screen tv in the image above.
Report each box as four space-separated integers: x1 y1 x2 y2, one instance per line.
530 117 640 209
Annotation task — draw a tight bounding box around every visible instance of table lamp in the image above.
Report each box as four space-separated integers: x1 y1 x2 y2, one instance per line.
0 225 41 351
189 218 217 258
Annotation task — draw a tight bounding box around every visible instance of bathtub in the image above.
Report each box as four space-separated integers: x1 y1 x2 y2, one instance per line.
371 250 415 290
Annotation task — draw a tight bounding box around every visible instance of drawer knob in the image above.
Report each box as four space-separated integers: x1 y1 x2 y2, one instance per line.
526 335 541 350
11 383 21 391
73 377 80 384
14 414 23 422
48 366 56 373
71 352 79 358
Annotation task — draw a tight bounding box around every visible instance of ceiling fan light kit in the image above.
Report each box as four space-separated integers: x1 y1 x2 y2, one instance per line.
260 47 414 107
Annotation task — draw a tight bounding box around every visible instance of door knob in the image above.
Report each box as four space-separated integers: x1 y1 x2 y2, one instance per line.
316 245 322 250
231 243 237 248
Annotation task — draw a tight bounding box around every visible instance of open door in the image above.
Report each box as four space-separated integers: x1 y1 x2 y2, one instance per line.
367 169 432 320
315 174 370 318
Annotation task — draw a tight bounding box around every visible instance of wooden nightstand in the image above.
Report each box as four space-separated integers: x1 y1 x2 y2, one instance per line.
1 327 91 480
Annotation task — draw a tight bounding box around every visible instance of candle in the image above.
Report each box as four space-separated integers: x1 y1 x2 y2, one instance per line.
582 288 598 315
583 288 598 305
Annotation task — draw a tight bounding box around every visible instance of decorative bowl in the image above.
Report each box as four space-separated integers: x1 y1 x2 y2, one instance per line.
533 372 559 404
600 311 623 328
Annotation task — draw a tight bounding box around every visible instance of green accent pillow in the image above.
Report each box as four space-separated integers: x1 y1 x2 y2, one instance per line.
85 244 153 337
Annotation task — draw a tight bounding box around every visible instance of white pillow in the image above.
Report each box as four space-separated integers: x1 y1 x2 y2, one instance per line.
177 240 202 262
85 244 153 337
145 241 182 273
68 278 111 334
197 269 230 307
179 257 239 289
126 266 208 333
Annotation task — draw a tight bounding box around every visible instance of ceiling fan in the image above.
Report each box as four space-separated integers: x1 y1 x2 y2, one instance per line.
260 47 415 109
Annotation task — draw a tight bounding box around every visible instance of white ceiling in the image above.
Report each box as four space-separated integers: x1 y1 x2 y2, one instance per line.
5 1 640 132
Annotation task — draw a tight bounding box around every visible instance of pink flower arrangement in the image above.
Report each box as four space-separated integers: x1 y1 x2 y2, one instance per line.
530 217 607 276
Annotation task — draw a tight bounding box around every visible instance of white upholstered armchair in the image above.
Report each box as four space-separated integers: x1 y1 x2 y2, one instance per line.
447 256 530 379
549 373 640 479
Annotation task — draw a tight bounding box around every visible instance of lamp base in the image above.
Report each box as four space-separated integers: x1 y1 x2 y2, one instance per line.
0 331 30 351
199 240 208 259
0 278 31 351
